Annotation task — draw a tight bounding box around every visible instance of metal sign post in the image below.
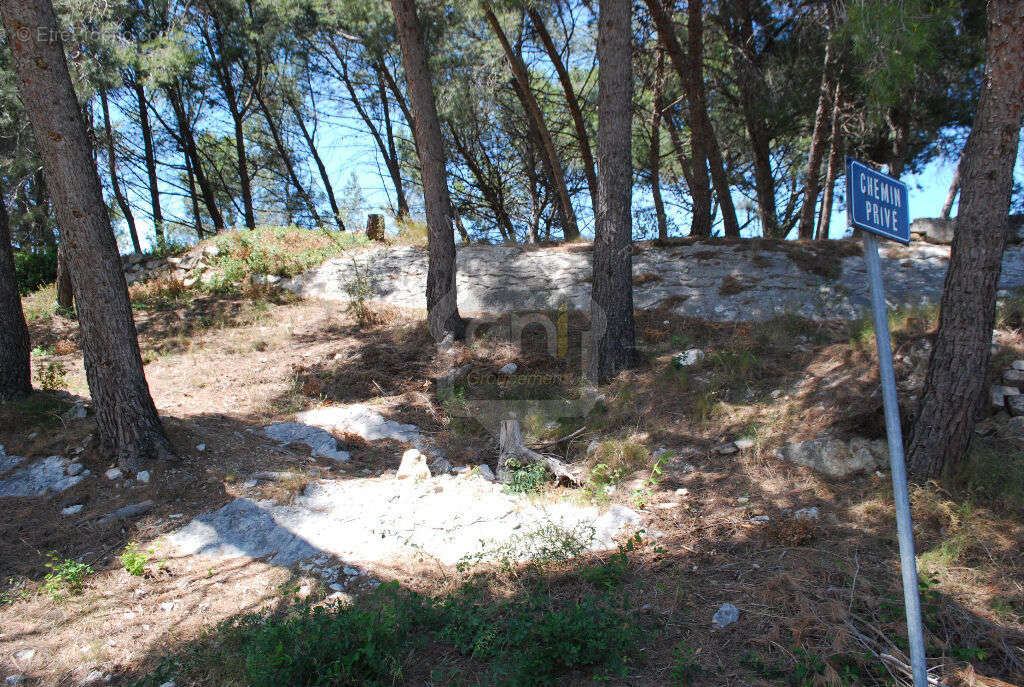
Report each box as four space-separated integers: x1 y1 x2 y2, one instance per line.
847 158 927 687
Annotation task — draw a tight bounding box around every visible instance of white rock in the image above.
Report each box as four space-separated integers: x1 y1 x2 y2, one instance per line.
343 566 359 577
793 507 821 522
136 471 151 484
66 462 84 476
475 464 496 481
675 488 689 496
992 385 1021 408
0 456 84 497
13 649 34 661
105 468 123 481
202 244 220 258
296 404 420 443
498 363 518 375
712 602 740 629
158 681 177 687
242 479 258 489
672 349 705 368
196 444 206 452
1013 360 1024 371
82 670 105 684
160 601 175 612
397 449 431 481
62 504 84 516
749 515 770 524
733 438 755 451
714 442 739 455
263 423 350 463
329 583 344 592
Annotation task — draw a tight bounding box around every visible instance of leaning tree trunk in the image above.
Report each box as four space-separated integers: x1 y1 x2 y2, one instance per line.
797 40 834 240
590 0 636 383
816 82 843 241
482 3 580 242
528 7 599 213
645 0 712 238
0 191 31 400
941 160 961 219
100 90 141 254
650 50 669 241
1 0 173 468
906 0 1024 479
390 0 464 340
131 80 163 244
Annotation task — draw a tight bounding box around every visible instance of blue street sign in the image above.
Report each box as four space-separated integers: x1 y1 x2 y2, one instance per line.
847 158 911 244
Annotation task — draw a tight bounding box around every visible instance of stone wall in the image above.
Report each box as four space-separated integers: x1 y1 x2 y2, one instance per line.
911 215 1024 245
282 238 1024 322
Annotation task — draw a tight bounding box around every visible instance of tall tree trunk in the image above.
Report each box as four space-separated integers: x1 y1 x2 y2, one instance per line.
590 0 635 383
100 90 141 254
449 127 516 240
906 0 1024 479
167 84 225 232
798 40 834 240
131 80 163 244
287 97 345 230
390 0 464 340
0 191 31 400
645 0 713 237
528 7 599 212
816 82 843 240
253 89 323 226
482 4 580 241
1 0 173 468
941 160 961 219
650 50 669 240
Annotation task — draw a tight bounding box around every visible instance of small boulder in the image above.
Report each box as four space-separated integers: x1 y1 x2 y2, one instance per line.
66 462 84 477
475 464 496 481
105 468 123 481
793 506 821 522
733 438 755 451
712 602 740 629
778 437 886 479
672 349 705 368
1008 394 1024 417
428 456 454 475
498 362 518 375
396 449 431 481
1004 369 1024 386
1013 360 1024 372
714 442 738 455
136 471 151 484
992 385 1021 409
62 504 84 516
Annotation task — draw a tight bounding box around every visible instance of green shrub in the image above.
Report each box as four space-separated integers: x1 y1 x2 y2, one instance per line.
120 543 150 576
503 457 549 495
14 248 58 295
35 359 67 391
43 553 93 600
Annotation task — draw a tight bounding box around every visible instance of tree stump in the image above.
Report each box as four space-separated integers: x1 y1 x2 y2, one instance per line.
365 214 385 242
498 415 583 485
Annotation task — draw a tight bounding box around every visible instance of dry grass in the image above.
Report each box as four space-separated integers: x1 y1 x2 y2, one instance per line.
3 284 1024 685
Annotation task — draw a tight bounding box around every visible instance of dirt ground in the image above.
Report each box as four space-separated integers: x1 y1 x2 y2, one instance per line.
2 284 1023 686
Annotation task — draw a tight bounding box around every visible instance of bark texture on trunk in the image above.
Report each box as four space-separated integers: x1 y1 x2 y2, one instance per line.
528 7 599 213
0 192 32 400
798 40 833 240
55 244 73 311
483 4 580 241
1 0 173 467
906 0 1024 479
100 90 141 254
590 0 635 383
390 0 464 340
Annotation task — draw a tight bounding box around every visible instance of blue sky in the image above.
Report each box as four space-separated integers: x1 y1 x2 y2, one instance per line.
113 109 1024 251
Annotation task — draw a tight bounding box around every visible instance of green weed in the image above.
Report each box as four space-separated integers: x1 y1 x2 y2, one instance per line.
120 543 151 576
43 553 93 600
